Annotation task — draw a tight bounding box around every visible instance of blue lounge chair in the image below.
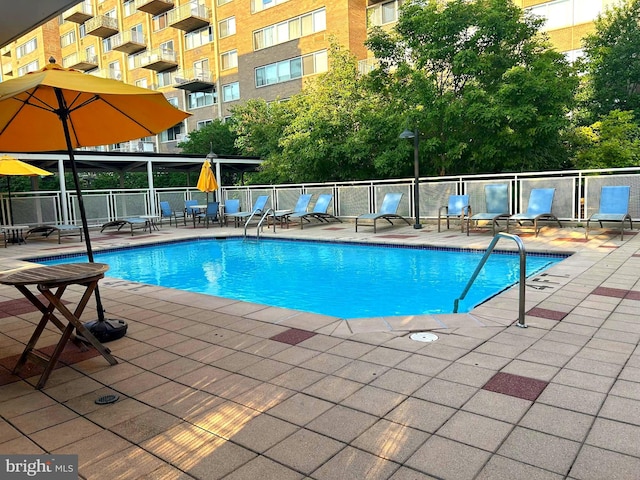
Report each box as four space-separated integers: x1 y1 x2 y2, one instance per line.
585 186 633 240
25 224 83 244
288 193 342 229
507 188 561 237
225 195 269 227
355 192 411 233
159 201 186 227
438 195 471 232
195 202 220 228
223 198 241 226
272 193 313 227
467 184 510 236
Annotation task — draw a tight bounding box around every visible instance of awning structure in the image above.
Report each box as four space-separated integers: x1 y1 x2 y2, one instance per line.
0 0 83 48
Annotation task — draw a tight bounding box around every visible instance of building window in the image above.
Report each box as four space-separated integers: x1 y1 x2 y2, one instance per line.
135 78 148 89
221 50 238 70
16 38 37 58
160 124 184 142
251 0 290 14
218 0 232 5
197 119 213 129
254 8 325 51
167 97 179 107
185 26 212 50
527 0 602 31
157 70 174 87
153 12 169 31
17 59 39 76
60 30 76 48
102 36 113 53
123 0 136 16
79 24 86 38
109 61 121 80
219 17 236 38
86 45 96 62
222 82 239 102
255 50 327 87
187 90 216 109
367 0 400 27
160 40 174 54
193 58 210 79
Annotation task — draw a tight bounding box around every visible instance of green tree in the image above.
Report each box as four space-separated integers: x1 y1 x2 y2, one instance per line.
177 119 239 156
571 110 640 169
579 0 640 124
366 0 577 174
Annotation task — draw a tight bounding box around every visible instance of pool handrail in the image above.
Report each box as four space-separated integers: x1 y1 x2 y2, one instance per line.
453 232 527 328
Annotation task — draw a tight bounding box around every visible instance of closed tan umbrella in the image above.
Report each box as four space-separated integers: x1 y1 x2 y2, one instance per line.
0 155 53 224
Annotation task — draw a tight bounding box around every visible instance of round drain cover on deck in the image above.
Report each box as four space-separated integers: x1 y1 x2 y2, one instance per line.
410 332 439 343
95 394 119 405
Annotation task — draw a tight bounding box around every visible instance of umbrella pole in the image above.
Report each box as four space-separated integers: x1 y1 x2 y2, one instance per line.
6 177 13 225
55 88 127 342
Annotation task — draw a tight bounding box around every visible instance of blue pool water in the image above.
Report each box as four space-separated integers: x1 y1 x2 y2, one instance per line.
39 238 563 319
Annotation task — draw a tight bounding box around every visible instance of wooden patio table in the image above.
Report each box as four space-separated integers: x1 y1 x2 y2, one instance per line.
0 263 118 389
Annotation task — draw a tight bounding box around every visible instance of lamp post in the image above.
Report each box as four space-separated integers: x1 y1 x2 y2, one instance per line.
400 128 422 229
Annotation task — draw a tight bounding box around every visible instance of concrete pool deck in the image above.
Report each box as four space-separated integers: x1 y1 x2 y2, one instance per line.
0 219 639 479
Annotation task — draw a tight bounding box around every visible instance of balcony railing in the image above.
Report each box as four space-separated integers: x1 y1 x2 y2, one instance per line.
64 2 94 24
62 52 99 71
167 3 210 32
173 68 215 91
135 47 178 71
88 68 123 81
111 30 147 54
85 15 119 38
111 141 156 153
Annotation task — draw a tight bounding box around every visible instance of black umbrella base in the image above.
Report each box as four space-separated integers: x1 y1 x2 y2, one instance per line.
82 319 128 343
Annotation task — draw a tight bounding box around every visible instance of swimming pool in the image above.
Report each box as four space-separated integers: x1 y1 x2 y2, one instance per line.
38 238 563 319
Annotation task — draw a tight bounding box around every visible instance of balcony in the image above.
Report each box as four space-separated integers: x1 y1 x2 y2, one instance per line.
88 68 123 81
111 31 146 54
134 0 174 15
358 57 380 75
111 140 156 153
167 3 210 32
173 68 215 91
62 52 99 71
85 15 119 38
64 2 94 24
135 47 178 71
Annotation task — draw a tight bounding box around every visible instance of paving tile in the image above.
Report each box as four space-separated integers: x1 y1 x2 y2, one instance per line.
609 379 640 401
303 375 364 403
326 339 376 359
299 352 356 374
307 405 378 443
436 362 496 387
386 398 456 433
222 456 303 480
438 410 513 452
176 438 257 480
232 382 295 412
312 445 400 480
412 378 478 408
585 418 640 457
334 359 390 384
462 390 531 423
406 435 491 480
80 445 167 480
54 430 133 469
264 428 345 475
270 328 317 345
10 403 78 434
352 419 429 464
395 354 451 376
552 369 615 393
0 390 57 418
29 416 104 451
228 414 300 453
500 359 560 381
476 455 564 480
519 403 594 442
570 444 640 480
388 466 438 480
370 369 430 395
110 409 181 444
537 383 606 415
483 372 548 401
191 400 260 438
600 395 640 427
267 392 334 426
341 385 407 417
497 427 581 475
359 347 412 367
270 366 326 391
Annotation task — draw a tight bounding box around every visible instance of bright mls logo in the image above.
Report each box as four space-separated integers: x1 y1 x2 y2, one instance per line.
1 455 77 479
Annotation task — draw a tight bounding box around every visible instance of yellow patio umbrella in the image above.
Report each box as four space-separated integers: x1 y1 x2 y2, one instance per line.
0 59 190 340
196 159 219 204
0 155 53 225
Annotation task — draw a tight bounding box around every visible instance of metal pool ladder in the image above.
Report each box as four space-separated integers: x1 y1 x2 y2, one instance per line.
244 209 274 238
453 232 528 328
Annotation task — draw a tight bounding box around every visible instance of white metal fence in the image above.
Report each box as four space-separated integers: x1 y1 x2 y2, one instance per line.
3 167 640 226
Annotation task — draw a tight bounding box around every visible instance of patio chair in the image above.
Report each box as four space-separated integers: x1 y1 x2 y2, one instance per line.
196 202 220 228
585 185 633 240
288 193 342 229
355 192 411 233
438 195 471 232
272 193 313 228
185 199 198 221
159 201 185 227
225 195 269 227
467 184 510 236
100 217 148 236
507 188 561 237
25 224 83 244
223 199 241 227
